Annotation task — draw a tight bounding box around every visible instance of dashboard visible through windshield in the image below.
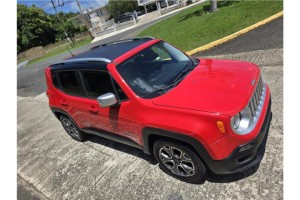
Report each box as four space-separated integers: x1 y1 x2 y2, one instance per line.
116 41 195 98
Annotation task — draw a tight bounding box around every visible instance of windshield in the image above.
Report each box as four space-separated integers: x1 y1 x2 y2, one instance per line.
116 41 194 98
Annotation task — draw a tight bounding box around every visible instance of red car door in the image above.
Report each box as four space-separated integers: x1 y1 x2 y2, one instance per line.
107 99 143 145
56 70 112 131
80 70 143 144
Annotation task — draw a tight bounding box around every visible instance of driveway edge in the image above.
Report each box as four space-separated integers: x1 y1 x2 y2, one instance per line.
185 11 283 55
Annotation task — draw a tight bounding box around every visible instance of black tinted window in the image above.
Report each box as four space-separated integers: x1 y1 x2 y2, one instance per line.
116 41 191 98
58 71 84 96
81 71 114 98
51 71 58 87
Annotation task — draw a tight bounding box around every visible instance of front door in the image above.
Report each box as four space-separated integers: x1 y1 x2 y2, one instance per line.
79 70 142 144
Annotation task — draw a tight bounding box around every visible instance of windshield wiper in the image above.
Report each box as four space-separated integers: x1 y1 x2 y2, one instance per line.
172 66 195 83
142 81 180 98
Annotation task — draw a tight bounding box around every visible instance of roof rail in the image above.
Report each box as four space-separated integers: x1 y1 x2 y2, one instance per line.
91 36 155 49
52 58 111 66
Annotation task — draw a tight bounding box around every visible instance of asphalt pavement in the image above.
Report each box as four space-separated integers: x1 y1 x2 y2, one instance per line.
195 17 283 57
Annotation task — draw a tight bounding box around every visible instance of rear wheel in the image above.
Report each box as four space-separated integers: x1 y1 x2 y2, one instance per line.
60 115 85 142
153 140 206 183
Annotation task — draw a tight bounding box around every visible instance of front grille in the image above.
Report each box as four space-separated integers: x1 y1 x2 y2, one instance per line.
248 76 264 118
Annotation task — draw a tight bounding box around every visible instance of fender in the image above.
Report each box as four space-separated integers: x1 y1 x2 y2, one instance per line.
141 127 215 170
51 107 73 121
141 100 272 174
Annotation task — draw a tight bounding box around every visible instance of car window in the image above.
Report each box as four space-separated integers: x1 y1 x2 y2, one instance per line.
116 41 192 98
58 71 85 96
51 71 59 87
151 46 171 61
81 71 115 98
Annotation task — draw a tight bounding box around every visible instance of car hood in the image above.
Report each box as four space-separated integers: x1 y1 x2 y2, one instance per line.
152 58 260 116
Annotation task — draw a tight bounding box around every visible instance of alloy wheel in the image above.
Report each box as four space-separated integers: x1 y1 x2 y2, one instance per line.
159 145 196 177
61 118 79 139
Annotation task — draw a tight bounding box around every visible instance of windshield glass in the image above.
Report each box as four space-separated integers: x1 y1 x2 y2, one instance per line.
116 41 193 98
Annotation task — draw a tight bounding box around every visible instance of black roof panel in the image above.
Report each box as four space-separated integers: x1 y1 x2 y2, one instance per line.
50 37 154 71
70 37 153 61
50 61 108 71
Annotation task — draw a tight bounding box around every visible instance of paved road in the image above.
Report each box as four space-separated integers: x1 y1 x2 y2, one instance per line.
195 17 283 57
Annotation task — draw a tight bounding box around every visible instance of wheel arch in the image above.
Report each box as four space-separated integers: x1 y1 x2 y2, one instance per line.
50 107 80 128
141 127 214 170
50 107 69 120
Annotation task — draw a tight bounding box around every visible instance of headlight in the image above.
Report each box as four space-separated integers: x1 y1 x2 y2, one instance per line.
231 107 252 135
231 113 241 129
231 78 267 135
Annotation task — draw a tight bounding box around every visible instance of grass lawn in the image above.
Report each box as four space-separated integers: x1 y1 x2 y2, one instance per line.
27 37 92 66
138 0 283 52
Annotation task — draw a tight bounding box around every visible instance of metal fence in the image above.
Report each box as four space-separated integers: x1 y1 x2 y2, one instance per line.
161 3 182 15
93 18 137 38
17 31 90 62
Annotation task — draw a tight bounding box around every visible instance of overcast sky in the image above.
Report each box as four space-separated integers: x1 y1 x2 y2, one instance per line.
17 0 109 13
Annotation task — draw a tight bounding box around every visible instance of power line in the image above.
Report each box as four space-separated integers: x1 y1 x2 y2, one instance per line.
43 1 75 12
50 0 74 46
58 0 64 7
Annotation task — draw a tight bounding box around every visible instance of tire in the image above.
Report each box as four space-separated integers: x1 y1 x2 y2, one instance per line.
60 115 85 142
153 140 206 183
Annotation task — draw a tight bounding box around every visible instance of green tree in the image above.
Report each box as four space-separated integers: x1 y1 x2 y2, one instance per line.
17 4 57 53
49 12 80 42
107 0 138 18
17 4 82 53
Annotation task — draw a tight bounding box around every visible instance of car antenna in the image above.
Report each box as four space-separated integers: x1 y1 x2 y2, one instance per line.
66 47 75 57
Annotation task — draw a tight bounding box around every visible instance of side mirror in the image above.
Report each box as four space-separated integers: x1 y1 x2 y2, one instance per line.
97 93 118 108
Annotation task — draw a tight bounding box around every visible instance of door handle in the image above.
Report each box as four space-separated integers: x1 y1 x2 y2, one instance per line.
88 106 98 114
60 100 68 106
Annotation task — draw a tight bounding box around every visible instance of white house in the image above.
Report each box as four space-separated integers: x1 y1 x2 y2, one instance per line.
69 6 110 29
138 0 180 13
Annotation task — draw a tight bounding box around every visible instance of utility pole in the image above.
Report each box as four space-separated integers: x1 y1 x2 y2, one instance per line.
75 0 94 39
50 0 74 46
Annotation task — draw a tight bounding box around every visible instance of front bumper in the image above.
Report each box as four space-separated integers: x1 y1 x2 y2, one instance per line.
208 98 272 174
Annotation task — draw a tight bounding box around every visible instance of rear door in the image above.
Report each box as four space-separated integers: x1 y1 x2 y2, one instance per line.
54 70 98 129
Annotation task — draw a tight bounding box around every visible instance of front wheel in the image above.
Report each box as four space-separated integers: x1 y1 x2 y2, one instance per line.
153 140 206 183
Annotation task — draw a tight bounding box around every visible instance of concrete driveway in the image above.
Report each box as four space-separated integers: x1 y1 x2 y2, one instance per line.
17 49 283 199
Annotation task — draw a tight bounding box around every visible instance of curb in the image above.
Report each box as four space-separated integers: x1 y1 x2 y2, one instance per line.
185 11 283 55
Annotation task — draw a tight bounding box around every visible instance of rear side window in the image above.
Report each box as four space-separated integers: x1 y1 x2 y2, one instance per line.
51 71 58 87
58 71 85 96
81 71 115 98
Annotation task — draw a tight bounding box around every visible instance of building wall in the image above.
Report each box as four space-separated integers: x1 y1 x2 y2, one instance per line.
69 6 110 28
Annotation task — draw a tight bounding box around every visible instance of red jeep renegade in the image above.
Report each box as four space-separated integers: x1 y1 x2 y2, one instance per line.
45 37 272 183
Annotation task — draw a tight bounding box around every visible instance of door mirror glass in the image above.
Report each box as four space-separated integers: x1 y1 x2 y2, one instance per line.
97 93 118 107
